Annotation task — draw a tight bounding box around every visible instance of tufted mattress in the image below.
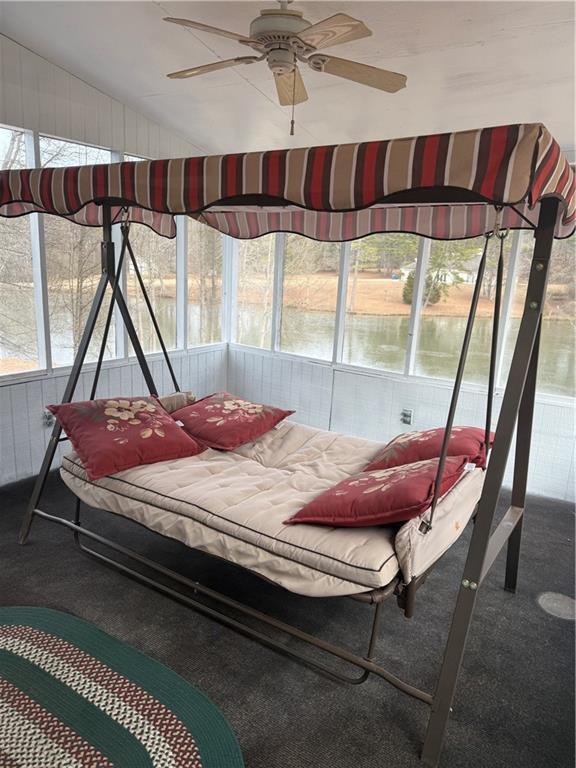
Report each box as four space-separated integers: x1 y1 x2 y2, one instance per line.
60 421 485 598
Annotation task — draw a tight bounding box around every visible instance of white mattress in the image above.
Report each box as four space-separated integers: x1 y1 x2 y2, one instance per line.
60 421 484 598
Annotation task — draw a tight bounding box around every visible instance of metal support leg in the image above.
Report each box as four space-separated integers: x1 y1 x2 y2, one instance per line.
72 498 82 546
89 231 128 400
505 320 541 592
101 212 158 397
351 600 385 686
420 198 559 768
125 231 180 392
20 206 159 544
19 270 111 544
427 239 489 529
29 504 430 699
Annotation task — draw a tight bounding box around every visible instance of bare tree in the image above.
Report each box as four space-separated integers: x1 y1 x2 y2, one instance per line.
188 219 222 344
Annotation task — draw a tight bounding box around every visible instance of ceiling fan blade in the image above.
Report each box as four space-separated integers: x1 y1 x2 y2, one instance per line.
274 68 308 106
163 17 255 44
298 14 371 50
167 57 260 79
308 54 407 93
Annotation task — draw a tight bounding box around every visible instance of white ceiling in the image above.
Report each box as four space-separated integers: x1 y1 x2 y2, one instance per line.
0 1 574 158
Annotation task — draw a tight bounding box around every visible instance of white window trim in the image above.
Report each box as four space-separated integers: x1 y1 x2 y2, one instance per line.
231 228 574 402
25 131 52 372
332 241 350 363
227 341 576 408
221 234 238 344
271 233 285 352
404 237 431 375
111 150 127 360
175 215 188 350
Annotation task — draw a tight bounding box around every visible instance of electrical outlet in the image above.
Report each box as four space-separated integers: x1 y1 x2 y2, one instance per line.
401 408 414 425
42 410 55 428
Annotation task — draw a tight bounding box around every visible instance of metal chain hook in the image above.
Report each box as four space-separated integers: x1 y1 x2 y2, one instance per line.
492 206 509 240
120 206 131 236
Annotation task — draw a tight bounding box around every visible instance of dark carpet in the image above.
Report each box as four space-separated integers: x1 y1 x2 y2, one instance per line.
1 472 574 768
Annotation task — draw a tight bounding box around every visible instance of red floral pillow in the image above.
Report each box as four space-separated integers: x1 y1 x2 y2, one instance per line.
285 456 468 527
48 396 204 480
365 426 494 472
172 392 294 451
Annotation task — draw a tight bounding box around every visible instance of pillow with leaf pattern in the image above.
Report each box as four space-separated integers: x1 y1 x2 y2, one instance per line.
365 427 493 472
285 456 468 527
172 392 294 451
48 396 204 480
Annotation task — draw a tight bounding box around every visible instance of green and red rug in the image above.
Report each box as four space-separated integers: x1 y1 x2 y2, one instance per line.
0 607 244 768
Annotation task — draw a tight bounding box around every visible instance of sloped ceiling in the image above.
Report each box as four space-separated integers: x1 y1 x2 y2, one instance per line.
0 1 573 158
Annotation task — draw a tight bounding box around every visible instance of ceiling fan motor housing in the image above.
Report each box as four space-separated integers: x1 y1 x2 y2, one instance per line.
164 8 406 100
249 9 313 72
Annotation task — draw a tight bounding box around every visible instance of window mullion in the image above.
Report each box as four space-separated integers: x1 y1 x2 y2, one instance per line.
332 241 350 363
221 234 237 344
495 228 523 386
110 151 126 359
404 237 431 376
110 223 127 359
176 215 188 350
271 233 285 352
26 131 52 372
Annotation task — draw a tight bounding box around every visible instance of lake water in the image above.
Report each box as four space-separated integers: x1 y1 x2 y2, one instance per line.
238 307 575 396
2 294 574 397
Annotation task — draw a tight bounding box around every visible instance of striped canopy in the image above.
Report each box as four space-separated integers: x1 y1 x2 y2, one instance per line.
0 123 574 240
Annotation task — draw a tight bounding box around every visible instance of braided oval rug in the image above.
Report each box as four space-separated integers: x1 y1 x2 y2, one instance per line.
0 607 244 768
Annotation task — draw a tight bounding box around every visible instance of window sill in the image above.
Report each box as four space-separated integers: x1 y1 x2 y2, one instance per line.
0 342 226 388
228 343 576 407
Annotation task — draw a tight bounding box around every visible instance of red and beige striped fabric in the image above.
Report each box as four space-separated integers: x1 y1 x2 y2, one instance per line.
0 123 573 240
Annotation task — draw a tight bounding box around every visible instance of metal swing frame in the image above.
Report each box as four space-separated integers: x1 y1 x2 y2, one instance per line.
18 195 560 767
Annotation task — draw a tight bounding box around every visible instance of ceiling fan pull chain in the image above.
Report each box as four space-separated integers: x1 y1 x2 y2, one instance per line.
290 59 297 135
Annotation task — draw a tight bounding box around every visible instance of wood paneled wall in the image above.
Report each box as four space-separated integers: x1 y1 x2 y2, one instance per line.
0 346 226 486
228 346 575 502
2 343 573 500
0 33 200 157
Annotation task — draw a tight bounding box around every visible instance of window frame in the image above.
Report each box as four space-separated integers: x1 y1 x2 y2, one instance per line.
1 122 573 405
230 226 575 404
0 124 48 377
0 130 226 384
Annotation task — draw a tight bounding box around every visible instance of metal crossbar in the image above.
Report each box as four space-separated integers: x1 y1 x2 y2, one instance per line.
19 198 560 768
31 506 434 701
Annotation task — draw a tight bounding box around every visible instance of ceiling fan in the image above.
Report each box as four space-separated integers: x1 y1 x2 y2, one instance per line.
163 0 407 111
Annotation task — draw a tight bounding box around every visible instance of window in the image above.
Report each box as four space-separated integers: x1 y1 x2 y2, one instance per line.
280 235 340 360
188 218 222 345
40 136 115 367
121 154 177 355
414 236 513 384
500 235 575 397
125 223 177 354
235 235 275 348
0 126 39 375
343 234 418 372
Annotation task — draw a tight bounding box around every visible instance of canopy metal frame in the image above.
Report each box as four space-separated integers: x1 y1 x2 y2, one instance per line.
17 194 560 768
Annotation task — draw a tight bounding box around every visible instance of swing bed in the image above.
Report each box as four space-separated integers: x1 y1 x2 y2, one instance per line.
2 122 574 767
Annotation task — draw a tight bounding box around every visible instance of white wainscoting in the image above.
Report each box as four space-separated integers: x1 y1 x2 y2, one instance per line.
228 346 333 430
0 33 201 157
228 345 575 502
3 343 574 501
0 345 226 486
